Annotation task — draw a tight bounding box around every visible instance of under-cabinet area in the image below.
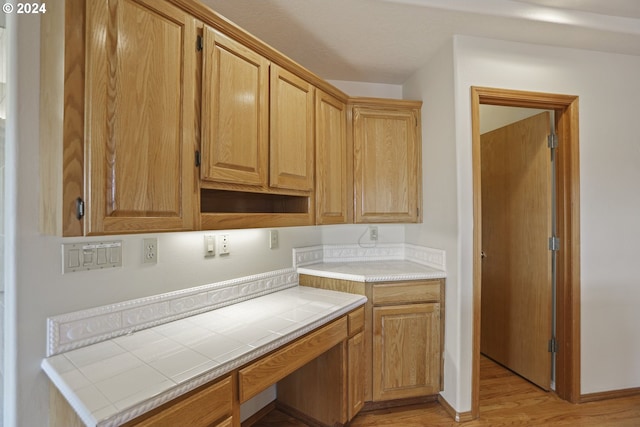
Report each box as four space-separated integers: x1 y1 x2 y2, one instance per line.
40 0 423 236
43 273 367 427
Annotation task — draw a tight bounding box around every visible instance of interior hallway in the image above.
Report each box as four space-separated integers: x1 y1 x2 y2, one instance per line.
252 356 640 426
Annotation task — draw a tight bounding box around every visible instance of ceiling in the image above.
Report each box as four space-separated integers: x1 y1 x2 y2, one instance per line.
201 0 640 84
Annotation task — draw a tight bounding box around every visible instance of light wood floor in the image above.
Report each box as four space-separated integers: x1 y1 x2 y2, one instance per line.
252 356 640 426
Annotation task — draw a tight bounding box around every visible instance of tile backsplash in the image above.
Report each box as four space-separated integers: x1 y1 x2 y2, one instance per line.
46 268 298 356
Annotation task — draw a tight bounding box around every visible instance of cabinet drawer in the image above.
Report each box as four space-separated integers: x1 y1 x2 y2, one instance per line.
372 281 440 305
238 317 347 403
129 376 232 427
348 307 365 336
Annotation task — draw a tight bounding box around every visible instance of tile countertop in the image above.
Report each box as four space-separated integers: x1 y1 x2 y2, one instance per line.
297 260 446 282
42 286 366 427
294 244 447 282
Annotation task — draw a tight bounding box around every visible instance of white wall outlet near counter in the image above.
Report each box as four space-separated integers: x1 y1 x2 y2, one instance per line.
269 230 279 249
369 226 378 241
143 238 158 264
218 234 230 255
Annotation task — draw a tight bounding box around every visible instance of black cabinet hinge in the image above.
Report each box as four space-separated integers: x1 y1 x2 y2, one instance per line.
195 150 201 167
196 35 203 52
75 197 85 220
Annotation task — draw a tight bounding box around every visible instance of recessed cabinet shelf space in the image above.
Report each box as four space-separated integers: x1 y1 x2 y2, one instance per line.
41 0 422 235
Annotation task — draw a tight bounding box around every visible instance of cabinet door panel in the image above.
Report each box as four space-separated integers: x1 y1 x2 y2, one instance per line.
316 90 349 224
372 303 440 401
270 65 315 191
353 106 420 223
85 0 197 234
348 331 365 420
201 27 269 187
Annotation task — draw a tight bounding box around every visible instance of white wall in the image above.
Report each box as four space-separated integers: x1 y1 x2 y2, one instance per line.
328 80 403 99
455 35 640 396
414 34 640 413
403 39 465 409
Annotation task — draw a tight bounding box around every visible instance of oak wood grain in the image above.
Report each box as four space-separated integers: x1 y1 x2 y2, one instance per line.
201 27 269 187
352 99 422 223
480 112 553 390
269 65 315 192
238 317 347 403
85 0 198 235
315 89 350 224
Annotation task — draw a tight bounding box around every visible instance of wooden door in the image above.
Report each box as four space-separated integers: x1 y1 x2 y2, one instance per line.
85 0 198 234
372 303 441 401
201 27 269 187
270 65 315 192
315 90 350 224
480 112 552 390
353 103 421 223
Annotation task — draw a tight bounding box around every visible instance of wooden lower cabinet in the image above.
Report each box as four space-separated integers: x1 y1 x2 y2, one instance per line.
300 275 444 406
372 303 441 401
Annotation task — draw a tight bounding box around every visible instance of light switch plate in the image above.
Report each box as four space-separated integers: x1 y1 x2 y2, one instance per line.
204 235 216 258
62 241 122 273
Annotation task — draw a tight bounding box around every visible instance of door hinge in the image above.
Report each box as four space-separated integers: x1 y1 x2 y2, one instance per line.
549 236 560 251
547 133 558 149
75 197 85 220
196 35 203 52
195 150 201 167
548 337 558 353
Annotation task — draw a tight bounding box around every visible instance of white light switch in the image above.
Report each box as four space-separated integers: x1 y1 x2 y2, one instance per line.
204 235 216 258
63 241 123 273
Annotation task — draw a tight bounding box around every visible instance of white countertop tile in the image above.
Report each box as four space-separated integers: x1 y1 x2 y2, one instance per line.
297 260 446 282
43 285 366 427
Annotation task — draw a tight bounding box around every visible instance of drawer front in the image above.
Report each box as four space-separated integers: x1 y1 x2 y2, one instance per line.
238 316 348 403
348 306 365 336
372 281 440 305
130 376 232 427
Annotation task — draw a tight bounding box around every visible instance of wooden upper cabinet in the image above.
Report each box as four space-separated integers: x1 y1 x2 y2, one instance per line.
352 99 422 223
83 0 198 234
315 90 351 224
270 65 315 192
201 27 270 187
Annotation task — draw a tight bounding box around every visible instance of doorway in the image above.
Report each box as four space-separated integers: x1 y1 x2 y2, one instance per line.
470 87 581 418
480 109 554 391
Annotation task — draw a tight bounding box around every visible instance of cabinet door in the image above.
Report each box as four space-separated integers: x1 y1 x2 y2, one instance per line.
270 65 315 191
315 90 350 224
353 105 421 223
85 0 198 234
348 331 365 420
201 27 269 187
372 303 440 401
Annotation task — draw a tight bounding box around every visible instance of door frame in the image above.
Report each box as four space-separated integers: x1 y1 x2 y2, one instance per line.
471 86 581 417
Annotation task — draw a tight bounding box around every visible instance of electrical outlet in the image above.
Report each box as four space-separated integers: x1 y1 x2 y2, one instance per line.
269 229 279 249
369 226 378 241
218 234 230 255
143 238 158 264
